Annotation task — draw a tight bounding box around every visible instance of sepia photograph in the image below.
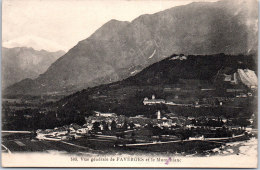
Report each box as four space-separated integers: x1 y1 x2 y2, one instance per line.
1 0 258 168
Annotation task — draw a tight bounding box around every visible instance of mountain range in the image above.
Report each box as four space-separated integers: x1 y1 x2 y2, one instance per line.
2 47 65 88
5 0 258 96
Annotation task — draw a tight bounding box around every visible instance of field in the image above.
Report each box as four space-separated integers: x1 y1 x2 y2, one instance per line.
1 132 225 155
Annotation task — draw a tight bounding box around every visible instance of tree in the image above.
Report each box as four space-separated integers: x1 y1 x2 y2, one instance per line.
111 120 117 131
122 121 128 130
93 122 101 131
237 118 251 129
102 121 109 131
131 132 136 143
129 122 135 130
191 119 196 125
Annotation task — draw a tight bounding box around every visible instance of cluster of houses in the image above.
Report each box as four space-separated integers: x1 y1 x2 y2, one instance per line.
85 111 175 130
35 110 184 141
143 92 255 109
170 55 187 61
36 123 88 141
36 107 254 141
143 95 165 105
143 95 221 107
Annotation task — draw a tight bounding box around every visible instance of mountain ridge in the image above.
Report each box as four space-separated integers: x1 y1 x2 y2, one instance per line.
2 47 65 88
53 53 256 118
5 0 258 95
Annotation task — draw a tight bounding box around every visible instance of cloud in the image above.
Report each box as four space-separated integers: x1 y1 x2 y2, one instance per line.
3 35 66 52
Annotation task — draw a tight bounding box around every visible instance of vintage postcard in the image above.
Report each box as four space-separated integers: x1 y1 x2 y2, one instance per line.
1 0 258 168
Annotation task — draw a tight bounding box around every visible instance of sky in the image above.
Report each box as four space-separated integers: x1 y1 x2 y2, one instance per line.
3 0 217 52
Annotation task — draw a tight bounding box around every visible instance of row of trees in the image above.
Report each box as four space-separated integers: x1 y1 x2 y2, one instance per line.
190 117 251 128
2 109 85 131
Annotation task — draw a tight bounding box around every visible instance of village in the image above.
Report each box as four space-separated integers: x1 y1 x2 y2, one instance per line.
35 102 255 143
